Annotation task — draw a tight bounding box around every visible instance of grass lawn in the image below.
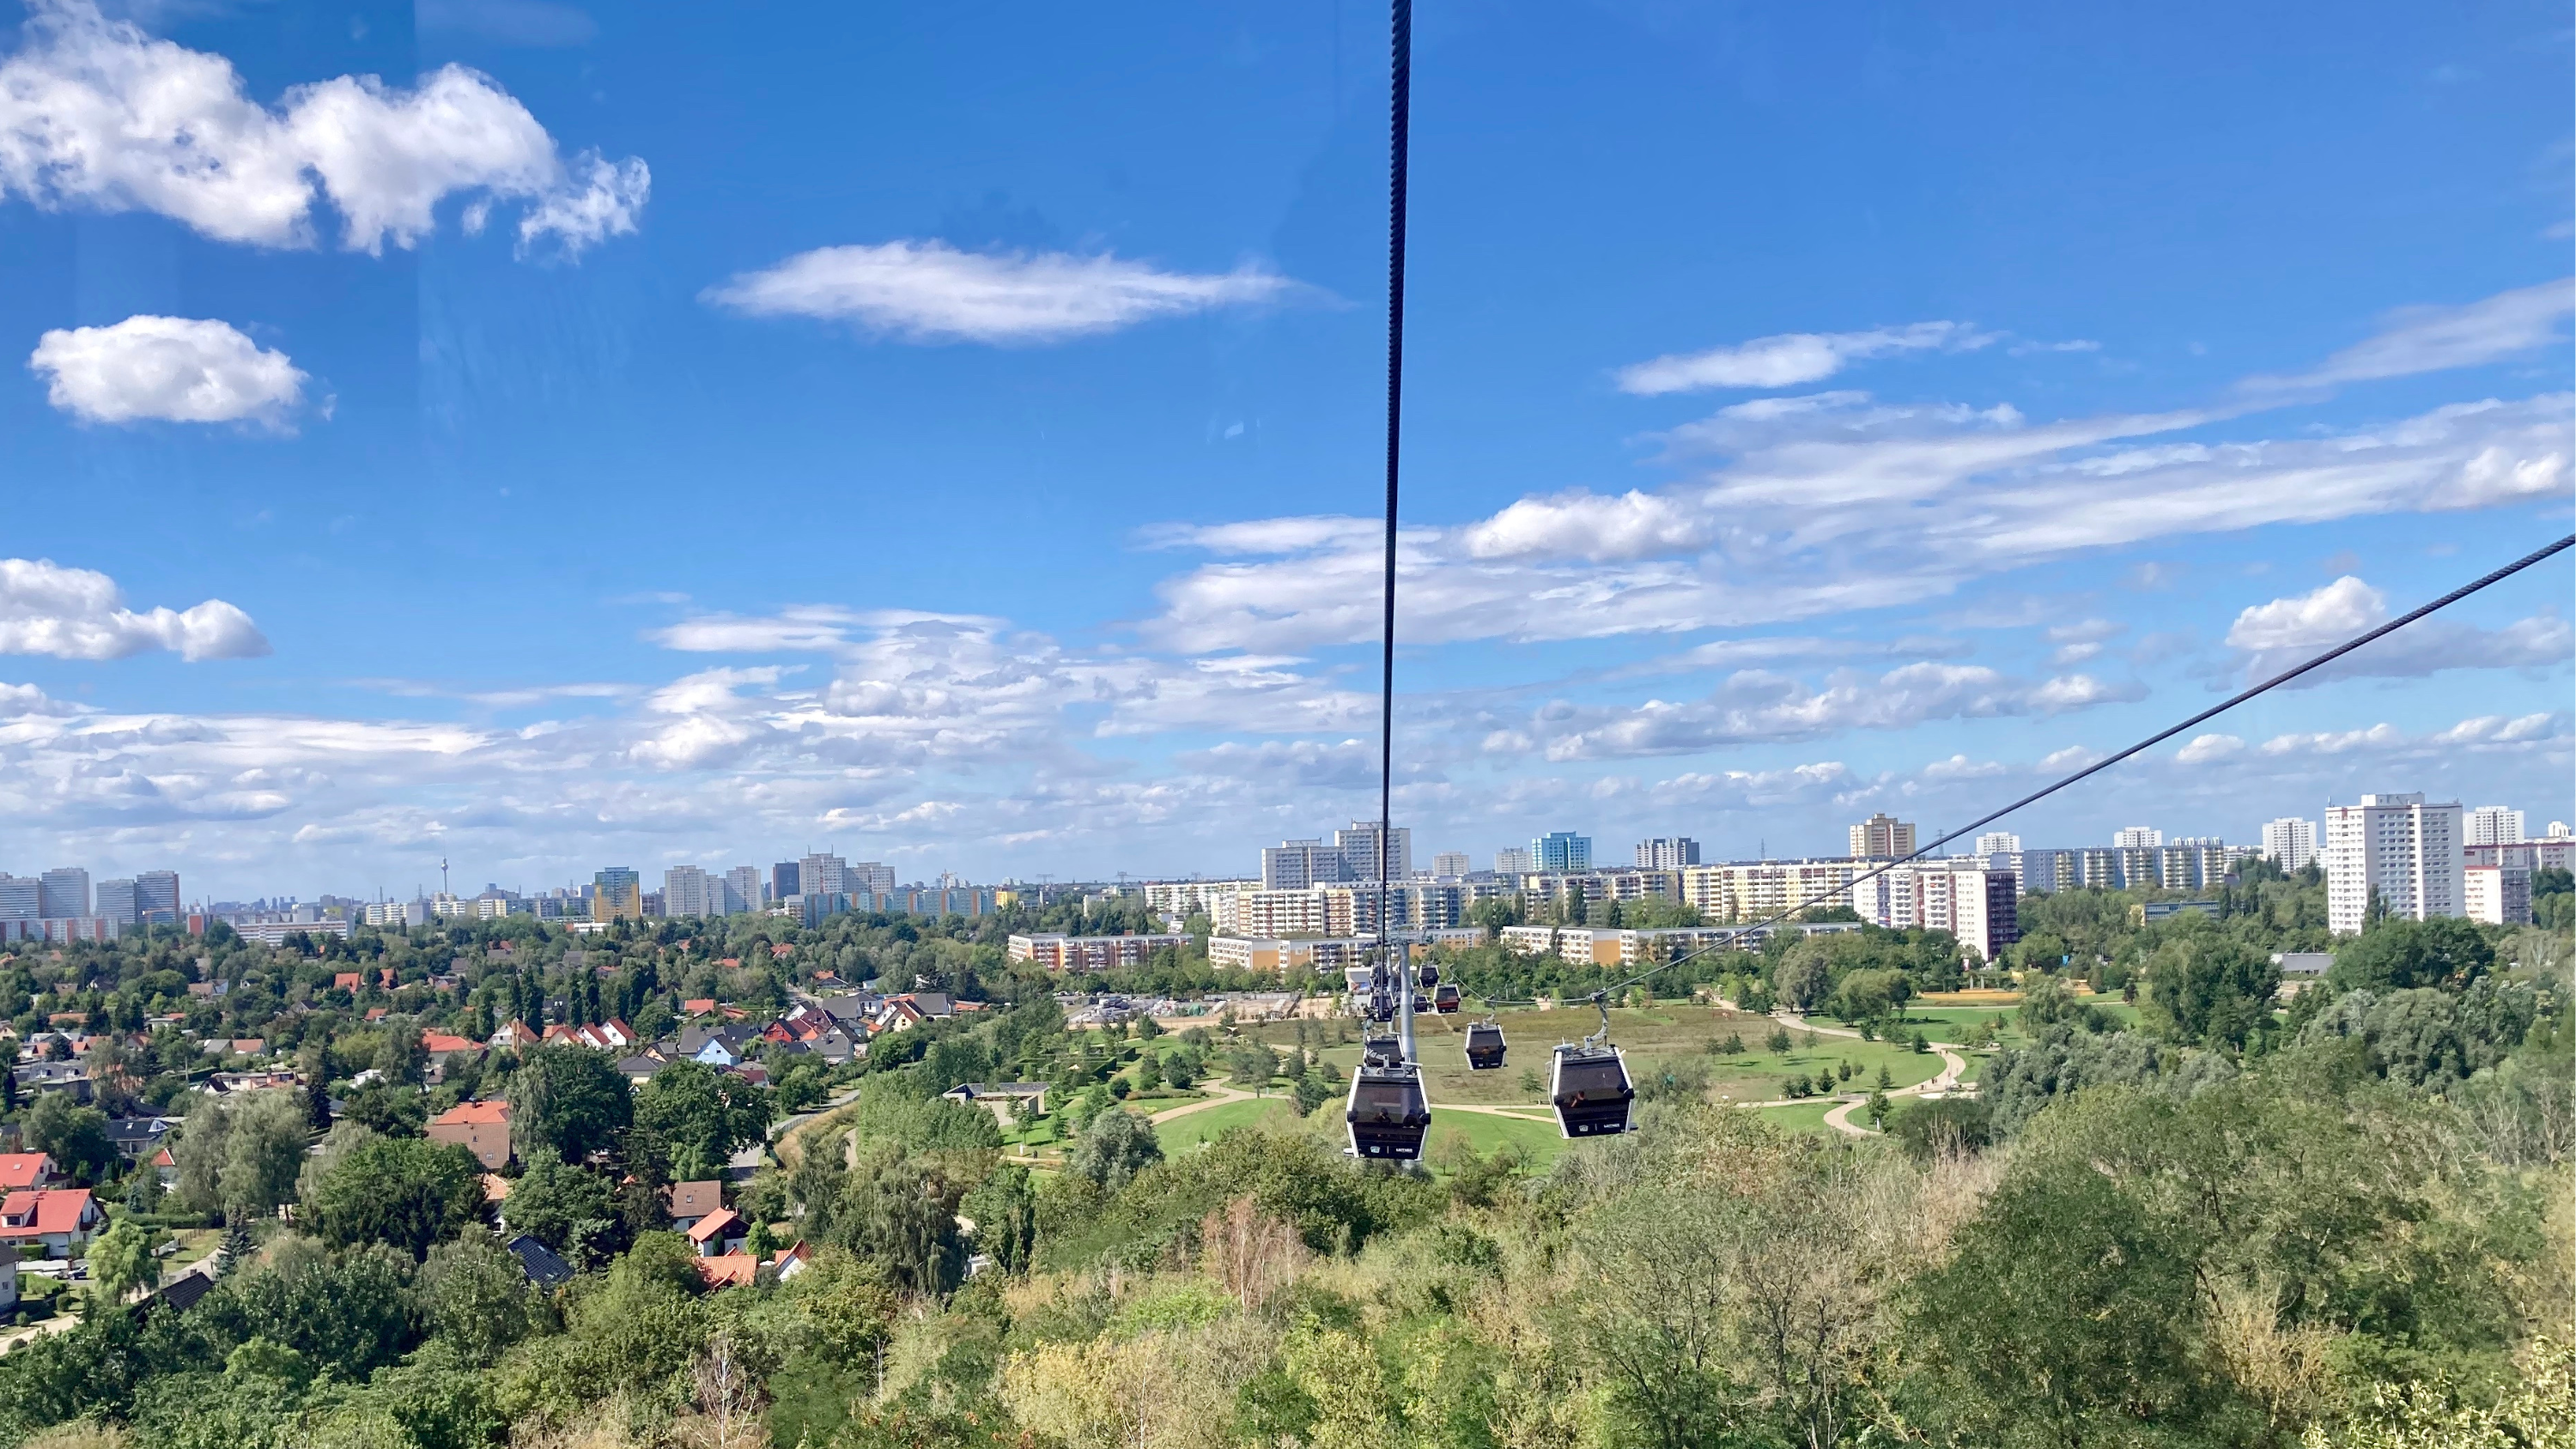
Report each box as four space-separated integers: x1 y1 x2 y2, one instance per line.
1248 1005 1943 1108
1751 1099 1848 1136
1425 1108 1570 1171
1154 1095 1303 1154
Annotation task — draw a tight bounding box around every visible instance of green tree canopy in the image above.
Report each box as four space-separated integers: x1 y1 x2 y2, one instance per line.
507 1045 634 1165
306 1134 488 1259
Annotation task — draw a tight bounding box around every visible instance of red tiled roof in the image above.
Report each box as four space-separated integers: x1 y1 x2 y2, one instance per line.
0 1154 52 1191
683 998 715 1015
422 1033 477 1053
0 1188 96 1238
333 973 362 989
694 1252 759 1287
431 1099 511 1125
685 1206 742 1244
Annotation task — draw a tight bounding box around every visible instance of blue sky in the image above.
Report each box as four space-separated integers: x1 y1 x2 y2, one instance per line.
0 0 2567 901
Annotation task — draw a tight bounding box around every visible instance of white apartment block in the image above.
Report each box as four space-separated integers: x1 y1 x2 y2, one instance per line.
1142 879 1255 925
0 875 39 919
39 868 88 919
2261 817 2318 872
2464 866 2532 926
1974 831 2022 856
2466 805 2526 846
2464 840 2576 874
2112 826 2163 849
725 866 761 915
1634 837 1701 869
1431 852 1472 878
2325 793 2464 934
94 878 137 926
1494 846 1535 876
1681 859 1857 923
1851 863 2020 961
663 866 716 918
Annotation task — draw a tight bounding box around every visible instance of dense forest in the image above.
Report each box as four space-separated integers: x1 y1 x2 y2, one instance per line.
0 864 2567 1449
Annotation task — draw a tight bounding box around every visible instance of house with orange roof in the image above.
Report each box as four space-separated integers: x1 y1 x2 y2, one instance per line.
421 1031 480 1082
148 1145 178 1191
0 1153 58 1191
488 1020 542 1050
332 972 363 991
0 1187 103 1258
428 1100 513 1170
684 1205 746 1258
682 998 716 1016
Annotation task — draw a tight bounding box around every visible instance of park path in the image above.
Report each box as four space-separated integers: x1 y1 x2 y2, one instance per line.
1774 1011 1968 1137
1145 1078 1257 1124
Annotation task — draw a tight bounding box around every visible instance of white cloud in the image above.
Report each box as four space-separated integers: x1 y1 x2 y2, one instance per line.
702 240 1305 343
1145 389 2568 654
2225 575 2571 686
28 315 306 426
2227 576 2384 651
1615 321 1992 394
1526 660 2138 761
0 0 647 255
2175 732 2245 765
1460 488 1709 562
0 558 269 660
2251 278 2573 391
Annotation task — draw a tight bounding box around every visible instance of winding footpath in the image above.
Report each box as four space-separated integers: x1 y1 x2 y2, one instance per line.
1773 1011 1971 1137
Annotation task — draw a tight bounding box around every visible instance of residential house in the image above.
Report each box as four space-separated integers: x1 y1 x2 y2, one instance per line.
332 973 364 991
679 1022 759 1069
541 1019 639 1052
148 1145 178 1191
617 1052 673 1085
420 1031 480 1084
488 1020 542 1050
12 1060 91 1103
0 1153 58 1191
685 1206 747 1258
428 1100 513 1170
507 1234 574 1289
1 1187 104 1257
692 1239 809 1289
101 1116 176 1162
665 1180 726 1234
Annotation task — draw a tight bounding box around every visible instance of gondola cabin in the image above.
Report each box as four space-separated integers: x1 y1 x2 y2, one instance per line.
1549 1043 1635 1137
1431 983 1461 1014
1346 1060 1431 1159
1464 1021 1506 1070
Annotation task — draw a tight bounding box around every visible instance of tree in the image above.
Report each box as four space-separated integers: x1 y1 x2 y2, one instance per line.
2331 916 2495 993
1070 1108 1163 1192
2146 930 2279 1048
216 1090 311 1223
1765 1025 1793 1054
21 1091 113 1184
503 1156 622 1266
86 1216 165 1303
342 1080 428 1137
830 1143 968 1294
306 1134 487 1259
507 1044 634 1164
632 1060 772 1181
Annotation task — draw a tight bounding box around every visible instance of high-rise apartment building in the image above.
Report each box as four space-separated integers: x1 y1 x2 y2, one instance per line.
1533 831 1592 873
0 875 39 919
1261 840 1346 890
849 861 896 894
1332 822 1411 882
95 878 138 926
1974 831 2021 856
592 867 644 921
2467 805 2526 846
2261 817 2318 872
1849 814 1915 859
1431 852 1472 878
135 870 180 922
2464 865 2532 926
1634 837 1701 869
799 852 851 899
39 868 88 919
2324 793 2464 934
662 866 715 918
725 866 761 916
1494 846 1535 876
2112 826 2163 849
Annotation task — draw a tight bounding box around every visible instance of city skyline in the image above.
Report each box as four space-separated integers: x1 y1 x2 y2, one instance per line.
0 3 2565 898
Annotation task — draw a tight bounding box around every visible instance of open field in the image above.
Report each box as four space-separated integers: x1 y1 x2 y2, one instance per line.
1752 1099 1846 1135
1425 1107 1570 1169
1248 1004 1947 1106
1154 1094 1300 1153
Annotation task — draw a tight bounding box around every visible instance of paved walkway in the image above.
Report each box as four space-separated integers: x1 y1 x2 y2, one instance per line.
1772 1011 1968 1137
1144 1079 1257 1123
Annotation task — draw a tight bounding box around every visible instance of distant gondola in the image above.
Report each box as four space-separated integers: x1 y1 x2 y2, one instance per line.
1464 1020 1506 1070
1431 983 1461 1014
1549 1042 1635 1137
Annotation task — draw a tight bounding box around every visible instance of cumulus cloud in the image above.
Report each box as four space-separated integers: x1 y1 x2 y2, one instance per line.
702 240 1306 343
1460 488 1709 562
0 0 647 255
0 558 269 660
2249 278 2573 391
28 315 306 426
2225 575 2571 687
2175 732 2245 765
1615 321 1992 394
